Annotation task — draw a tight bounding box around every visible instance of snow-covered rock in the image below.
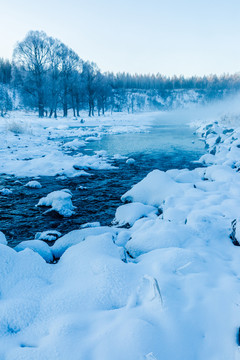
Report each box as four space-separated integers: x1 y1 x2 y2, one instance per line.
121 169 187 207
35 230 62 242
25 180 42 188
37 189 76 217
14 240 53 262
113 202 157 226
126 158 135 165
63 139 86 150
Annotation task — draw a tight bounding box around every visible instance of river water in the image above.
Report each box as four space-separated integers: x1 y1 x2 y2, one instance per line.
0 119 205 247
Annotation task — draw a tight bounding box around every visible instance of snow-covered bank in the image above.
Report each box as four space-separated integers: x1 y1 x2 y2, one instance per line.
0 111 152 177
1 108 240 359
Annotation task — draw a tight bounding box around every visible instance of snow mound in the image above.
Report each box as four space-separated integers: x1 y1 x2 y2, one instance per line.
125 219 195 257
37 189 76 217
113 202 157 226
14 240 53 262
80 222 101 229
35 230 62 242
121 169 186 207
0 232 7 245
51 226 117 258
25 180 42 188
63 139 86 150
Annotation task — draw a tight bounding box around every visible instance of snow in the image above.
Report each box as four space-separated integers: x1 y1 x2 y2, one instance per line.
0 111 151 177
62 138 86 150
14 240 53 262
113 202 157 226
25 180 42 188
51 226 117 258
126 158 135 165
37 189 76 217
121 169 188 207
35 230 62 242
2 106 240 359
80 221 101 229
0 231 7 245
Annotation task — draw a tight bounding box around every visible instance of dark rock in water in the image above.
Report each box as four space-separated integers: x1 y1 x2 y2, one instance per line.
205 124 213 130
73 164 90 170
210 147 216 156
230 219 240 246
206 129 217 136
223 129 234 134
236 327 240 346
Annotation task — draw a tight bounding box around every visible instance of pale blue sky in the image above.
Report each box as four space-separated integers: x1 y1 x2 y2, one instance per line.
1 0 240 76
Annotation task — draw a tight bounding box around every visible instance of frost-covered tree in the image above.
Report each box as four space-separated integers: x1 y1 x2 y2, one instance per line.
57 43 82 117
82 62 99 117
13 31 53 117
0 58 12 84
0 85 12 116
95 72 112 115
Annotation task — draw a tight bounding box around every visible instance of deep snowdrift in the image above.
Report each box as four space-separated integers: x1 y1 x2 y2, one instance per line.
1 110 240 359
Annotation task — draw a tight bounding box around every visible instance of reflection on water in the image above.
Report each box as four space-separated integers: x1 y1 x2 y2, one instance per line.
0 122 205 247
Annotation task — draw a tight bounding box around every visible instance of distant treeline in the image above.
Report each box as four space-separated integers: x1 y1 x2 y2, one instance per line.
0 30 240 117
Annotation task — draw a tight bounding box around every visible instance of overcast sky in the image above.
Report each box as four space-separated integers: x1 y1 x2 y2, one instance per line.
1 0 240 76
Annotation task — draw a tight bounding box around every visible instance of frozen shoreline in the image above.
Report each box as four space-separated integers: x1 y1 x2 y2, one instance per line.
1 108 240 359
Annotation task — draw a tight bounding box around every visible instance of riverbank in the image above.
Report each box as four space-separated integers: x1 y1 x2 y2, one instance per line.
0 108 240 359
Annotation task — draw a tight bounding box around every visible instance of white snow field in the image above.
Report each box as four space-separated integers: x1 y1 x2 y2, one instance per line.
2 105 240 359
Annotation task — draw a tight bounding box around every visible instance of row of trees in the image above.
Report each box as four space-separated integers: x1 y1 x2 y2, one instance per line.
1 30 240 117
107 72 240 91
11 31 112 117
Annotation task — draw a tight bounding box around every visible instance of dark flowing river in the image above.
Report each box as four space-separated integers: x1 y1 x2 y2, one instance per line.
0 119 205 247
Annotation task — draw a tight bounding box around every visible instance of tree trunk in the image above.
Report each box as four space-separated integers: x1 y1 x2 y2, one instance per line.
63 86 68 117
39 103 44 118
63 102 68 117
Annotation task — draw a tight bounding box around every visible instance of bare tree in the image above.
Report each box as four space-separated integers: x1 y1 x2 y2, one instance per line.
57 43 82 117
82 62 99 117
0 84 12 116
13 31 52 117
